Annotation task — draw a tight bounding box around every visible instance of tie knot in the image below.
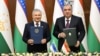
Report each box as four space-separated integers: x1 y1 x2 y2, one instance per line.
66 20 69 22
36 22 39 27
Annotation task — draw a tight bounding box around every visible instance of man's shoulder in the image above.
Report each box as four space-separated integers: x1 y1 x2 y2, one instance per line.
57 16 65 19
25 22 33 26
41 21 47 24
72 15 81 19
41 21 47 25
41 21 49 26
56 16 65 21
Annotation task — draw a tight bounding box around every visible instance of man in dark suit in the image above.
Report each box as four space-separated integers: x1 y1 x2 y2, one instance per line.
23 9 51 53
53 4 85 52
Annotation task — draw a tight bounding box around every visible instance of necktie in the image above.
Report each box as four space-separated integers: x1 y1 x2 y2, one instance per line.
36 22 39 27
66 20 69 28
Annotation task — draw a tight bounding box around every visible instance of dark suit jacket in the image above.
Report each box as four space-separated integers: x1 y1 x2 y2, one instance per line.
23 21 51 52
53 15 85 52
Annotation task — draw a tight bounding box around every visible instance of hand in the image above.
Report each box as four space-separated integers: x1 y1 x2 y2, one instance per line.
58 32 66 38
41 39 47 44
27 39 34 45
75 41 80 47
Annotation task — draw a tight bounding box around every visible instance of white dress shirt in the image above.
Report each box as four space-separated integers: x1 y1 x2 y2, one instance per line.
34 21 41 27
65 17 71 27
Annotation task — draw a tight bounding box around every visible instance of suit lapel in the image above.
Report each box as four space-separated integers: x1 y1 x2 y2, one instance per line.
69 15 74 28
62 17 65 28
30 21 34 26
41 21 43 27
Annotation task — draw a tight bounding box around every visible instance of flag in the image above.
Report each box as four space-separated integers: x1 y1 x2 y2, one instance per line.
72 0 88 51
14 0 27 53
0 0 14 53
50 0 70 53
62 40 70 54
87 0 100 52
50 0 63 52
50 25 58 52
34 0 49 51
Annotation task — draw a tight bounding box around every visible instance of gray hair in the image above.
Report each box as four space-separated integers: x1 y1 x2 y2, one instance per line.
63 3 73 10
32 9 42 15
64 2 72 7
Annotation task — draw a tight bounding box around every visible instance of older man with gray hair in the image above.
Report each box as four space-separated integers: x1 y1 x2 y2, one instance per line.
23 9 51 53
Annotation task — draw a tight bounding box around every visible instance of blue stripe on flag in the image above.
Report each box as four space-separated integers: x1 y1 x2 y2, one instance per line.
58 0 64 10
51 43 58 52
52 43 57 52
18 0 27 15
95 0 100 12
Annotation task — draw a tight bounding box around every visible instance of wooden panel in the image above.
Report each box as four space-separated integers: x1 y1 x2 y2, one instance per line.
83 0 91 30
26 0 34 22
45 0 55 28
8 0 16 34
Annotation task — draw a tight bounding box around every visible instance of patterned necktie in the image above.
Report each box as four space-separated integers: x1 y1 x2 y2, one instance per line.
66 20 69 28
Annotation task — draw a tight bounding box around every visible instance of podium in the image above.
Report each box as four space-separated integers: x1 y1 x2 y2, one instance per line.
30 26 43 44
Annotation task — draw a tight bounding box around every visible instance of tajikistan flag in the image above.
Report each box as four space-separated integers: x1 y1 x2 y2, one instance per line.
0 0 14 53
87 0 100 52
72 0 88 52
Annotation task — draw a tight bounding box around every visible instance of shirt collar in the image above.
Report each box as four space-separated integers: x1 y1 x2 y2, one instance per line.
33 21 41 27
65 17 71 21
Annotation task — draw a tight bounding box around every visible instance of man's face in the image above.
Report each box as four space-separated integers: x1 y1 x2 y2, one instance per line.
32 11 41 22
63 5 72 18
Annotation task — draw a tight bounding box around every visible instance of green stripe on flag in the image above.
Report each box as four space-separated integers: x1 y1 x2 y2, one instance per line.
51 24 58 46
87 24 100 52
80 44 85 52
49 24 58 52
0 32 11 53
14 25 27 53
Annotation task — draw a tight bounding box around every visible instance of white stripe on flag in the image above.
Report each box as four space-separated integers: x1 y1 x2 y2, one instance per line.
53 0 63 24
62 43 69 54
72 0 88 51
90 0 100 42
0 0 14 52
50 43 58 52
15 0 27 35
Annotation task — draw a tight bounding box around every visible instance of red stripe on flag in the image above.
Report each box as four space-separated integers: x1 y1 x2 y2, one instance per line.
41 0 45 8
4 0 8 8
64 41 70 52
79 0 83 7
40 0 46 10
